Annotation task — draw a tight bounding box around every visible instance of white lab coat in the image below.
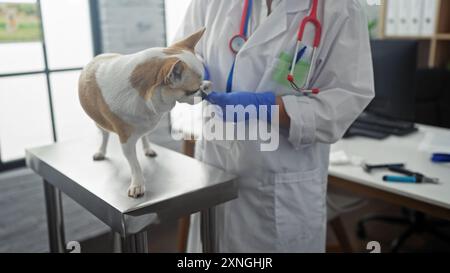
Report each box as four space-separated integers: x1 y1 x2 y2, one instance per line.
174 0 374 253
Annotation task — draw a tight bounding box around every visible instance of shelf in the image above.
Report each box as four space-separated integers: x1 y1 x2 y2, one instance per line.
380 0 449 68
434 40 450 68
383 34 450 41
436 34 450 40
437 0 450 34
383 35 433 40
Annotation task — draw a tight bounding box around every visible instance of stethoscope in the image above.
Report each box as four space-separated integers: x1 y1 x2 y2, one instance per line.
228 0 322 95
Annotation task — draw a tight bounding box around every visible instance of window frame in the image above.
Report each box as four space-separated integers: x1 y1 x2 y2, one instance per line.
0 0 95 171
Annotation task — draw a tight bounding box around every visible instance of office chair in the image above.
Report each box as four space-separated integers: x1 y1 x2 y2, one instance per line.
357 209 450 252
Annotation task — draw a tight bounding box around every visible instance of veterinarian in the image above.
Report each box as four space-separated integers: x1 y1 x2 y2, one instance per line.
174 0 374 252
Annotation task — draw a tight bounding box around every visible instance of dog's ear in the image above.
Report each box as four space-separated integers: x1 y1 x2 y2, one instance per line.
171 28 206 51
158 57 186 87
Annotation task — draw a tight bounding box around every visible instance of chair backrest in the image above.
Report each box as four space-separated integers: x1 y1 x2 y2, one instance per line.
414 69 450 129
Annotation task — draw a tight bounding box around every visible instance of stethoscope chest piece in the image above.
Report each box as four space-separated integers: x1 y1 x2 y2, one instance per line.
229 34 247 54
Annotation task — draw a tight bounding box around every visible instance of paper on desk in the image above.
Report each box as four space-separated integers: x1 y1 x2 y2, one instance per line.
419 131 450 153
329 150 364 166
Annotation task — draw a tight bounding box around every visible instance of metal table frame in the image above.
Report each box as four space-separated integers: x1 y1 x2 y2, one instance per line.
43 182 217 253
27 139 237 253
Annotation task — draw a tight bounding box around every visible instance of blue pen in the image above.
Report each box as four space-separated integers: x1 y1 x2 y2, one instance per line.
383 175 417 183
432 153 450 163
295 46 308 64
289 46 308 70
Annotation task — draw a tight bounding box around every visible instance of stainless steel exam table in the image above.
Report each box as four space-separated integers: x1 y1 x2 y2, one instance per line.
26 138 237 253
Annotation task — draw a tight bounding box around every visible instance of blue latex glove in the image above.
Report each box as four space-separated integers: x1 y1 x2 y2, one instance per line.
205 91 276 122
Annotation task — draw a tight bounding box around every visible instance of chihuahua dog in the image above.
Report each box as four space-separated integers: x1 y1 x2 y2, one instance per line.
79 28 210 198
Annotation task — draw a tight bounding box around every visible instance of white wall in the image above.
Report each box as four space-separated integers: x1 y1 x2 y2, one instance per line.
164 0 192 45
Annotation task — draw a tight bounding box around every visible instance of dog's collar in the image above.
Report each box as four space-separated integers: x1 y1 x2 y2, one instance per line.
185 89 199 96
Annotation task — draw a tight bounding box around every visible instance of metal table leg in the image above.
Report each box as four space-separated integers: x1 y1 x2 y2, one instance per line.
201 207 216 253
43 180 66 253
121 231 149 253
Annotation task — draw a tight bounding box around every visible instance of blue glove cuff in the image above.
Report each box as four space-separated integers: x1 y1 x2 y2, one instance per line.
256 92 276 123
206 91 276 123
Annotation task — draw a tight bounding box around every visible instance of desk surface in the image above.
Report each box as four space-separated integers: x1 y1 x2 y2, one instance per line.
26 138 237 235
330 125 450 210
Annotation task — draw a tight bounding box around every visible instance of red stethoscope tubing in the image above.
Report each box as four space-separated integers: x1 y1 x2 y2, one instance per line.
239 0 251 36
288 0 321 94
297 0 321 47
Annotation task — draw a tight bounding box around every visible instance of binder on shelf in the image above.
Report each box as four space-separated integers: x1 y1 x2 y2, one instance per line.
397 0 410 36
385 0 399 36
408 0 424 36
421 0 438 36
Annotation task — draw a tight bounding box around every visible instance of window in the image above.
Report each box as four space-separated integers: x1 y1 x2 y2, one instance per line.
0 0 94 167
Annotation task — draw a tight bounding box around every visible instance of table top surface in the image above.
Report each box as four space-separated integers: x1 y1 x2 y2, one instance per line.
330 124 450 210
26 137 237 235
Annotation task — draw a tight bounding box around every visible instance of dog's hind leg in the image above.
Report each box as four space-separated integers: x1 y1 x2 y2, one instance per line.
142 134 157 158
93 125 110 161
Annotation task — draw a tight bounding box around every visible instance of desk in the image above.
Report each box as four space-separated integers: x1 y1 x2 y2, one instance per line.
329 124 450 221
26 138 237 253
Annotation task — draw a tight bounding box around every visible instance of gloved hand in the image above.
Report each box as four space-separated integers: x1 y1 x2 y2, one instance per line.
205 91 276 122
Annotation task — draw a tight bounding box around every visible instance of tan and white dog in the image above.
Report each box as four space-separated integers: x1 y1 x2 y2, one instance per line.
79 28 210 198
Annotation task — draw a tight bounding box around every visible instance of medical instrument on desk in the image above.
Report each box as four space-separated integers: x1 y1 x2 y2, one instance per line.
383 175 439 184
362 163 405 173
383 166 439 184
431 153 450 163
287 0 322 95
227 0 322 95
387 166 422 177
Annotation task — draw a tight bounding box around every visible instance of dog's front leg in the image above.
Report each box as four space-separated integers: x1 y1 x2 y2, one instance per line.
121 136 146 198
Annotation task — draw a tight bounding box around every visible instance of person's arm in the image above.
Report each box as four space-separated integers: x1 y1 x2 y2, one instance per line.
276 96 290 128
280 0 375 148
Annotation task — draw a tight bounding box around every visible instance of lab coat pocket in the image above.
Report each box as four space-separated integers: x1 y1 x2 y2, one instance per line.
260 58 295 96
273 168 325 250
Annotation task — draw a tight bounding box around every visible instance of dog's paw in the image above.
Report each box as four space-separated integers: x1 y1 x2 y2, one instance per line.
144 148 157 158
200 81 212 94
128 183 146 198
93 152 106 161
